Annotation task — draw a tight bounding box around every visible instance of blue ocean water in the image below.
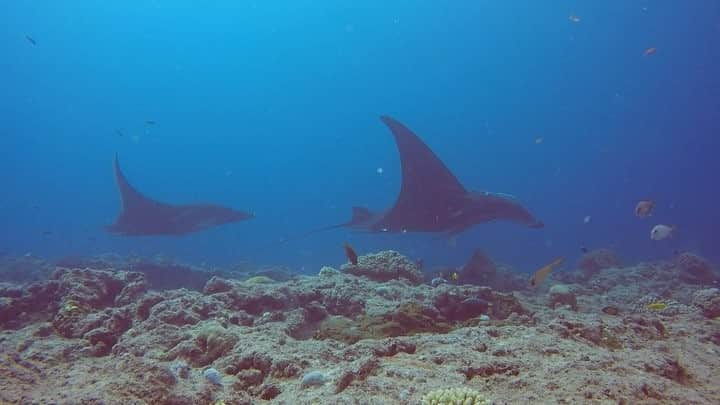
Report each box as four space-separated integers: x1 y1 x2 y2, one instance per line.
1 1 718 274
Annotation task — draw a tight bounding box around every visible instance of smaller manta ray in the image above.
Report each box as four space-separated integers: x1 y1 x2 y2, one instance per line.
107 155 254 236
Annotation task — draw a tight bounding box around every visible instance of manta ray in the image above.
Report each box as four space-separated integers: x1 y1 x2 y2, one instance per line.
341 116 544 233
107 155 254 236
262 116 543 248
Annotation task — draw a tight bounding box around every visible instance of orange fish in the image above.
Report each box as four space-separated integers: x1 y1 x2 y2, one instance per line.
343 242 358 265
529 257 564 288
643 47 657 56
634 200 655 218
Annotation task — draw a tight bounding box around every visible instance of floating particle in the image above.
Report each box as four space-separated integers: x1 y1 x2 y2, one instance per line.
643 47 657 56
376 167 384 174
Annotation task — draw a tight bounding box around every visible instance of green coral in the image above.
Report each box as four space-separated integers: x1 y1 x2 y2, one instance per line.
244 275 275 284
421 387 488 405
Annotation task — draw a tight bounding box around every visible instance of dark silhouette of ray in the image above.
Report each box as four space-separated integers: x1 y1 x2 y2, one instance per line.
255 115 542 251
369 116 543 233
107 155 253 236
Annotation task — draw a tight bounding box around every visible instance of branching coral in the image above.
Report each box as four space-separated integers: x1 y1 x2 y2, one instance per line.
421 387 488 405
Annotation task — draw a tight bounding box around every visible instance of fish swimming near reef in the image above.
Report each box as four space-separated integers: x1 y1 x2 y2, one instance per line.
343 242 358 265
635 200 655 218
650 224 675 241
259 116 543 249
529 257 564 288
107 154 254 236
25 35 36 45
602 306 620 316
643 47 657 56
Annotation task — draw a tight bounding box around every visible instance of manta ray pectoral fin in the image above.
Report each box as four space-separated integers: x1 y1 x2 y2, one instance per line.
377 116 470 231
113 154 163 215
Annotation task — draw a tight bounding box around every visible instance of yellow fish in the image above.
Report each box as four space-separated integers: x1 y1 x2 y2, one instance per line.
529 257 564 288
450 272 459 281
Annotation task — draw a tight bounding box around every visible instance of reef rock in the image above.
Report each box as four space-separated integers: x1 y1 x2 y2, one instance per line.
691 288 720 318
340 250 423 285
577 248 622 278
548 284 578 311
674 252 718 285
458 249 497 286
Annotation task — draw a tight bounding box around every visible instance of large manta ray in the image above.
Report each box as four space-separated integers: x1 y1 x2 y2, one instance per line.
107 155 254 236
342 116 544 233
263 116 543 248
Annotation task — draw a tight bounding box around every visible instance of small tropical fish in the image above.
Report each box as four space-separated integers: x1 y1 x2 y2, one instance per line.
583 215 592 224
651 224 674 240
25 35 36 46
115 129 124 137
580 246 589 253
529 257 564 288
643 47 657 56
635 200 655 218
450 271 459 281
602 306 620 315
145 120 156 125
41 230 53 236
343 242 358 265
535 137 544 144
646 302 667 311
568 15 581 23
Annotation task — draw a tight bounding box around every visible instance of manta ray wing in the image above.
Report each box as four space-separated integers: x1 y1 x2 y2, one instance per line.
378 116 469 232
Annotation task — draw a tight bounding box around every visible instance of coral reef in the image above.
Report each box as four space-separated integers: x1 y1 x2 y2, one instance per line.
691 288 720 318
457 249 526 291
1 250 720 404
421 387 488 405
548 284 578 311
674 252 718 284
577 248 622 278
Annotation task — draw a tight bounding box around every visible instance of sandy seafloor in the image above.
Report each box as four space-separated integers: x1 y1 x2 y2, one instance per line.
1 249 719 405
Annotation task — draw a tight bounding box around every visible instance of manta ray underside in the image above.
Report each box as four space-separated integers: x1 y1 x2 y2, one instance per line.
107 155 254 236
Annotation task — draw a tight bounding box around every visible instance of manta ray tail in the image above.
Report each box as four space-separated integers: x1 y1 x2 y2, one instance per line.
252 206 375 253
